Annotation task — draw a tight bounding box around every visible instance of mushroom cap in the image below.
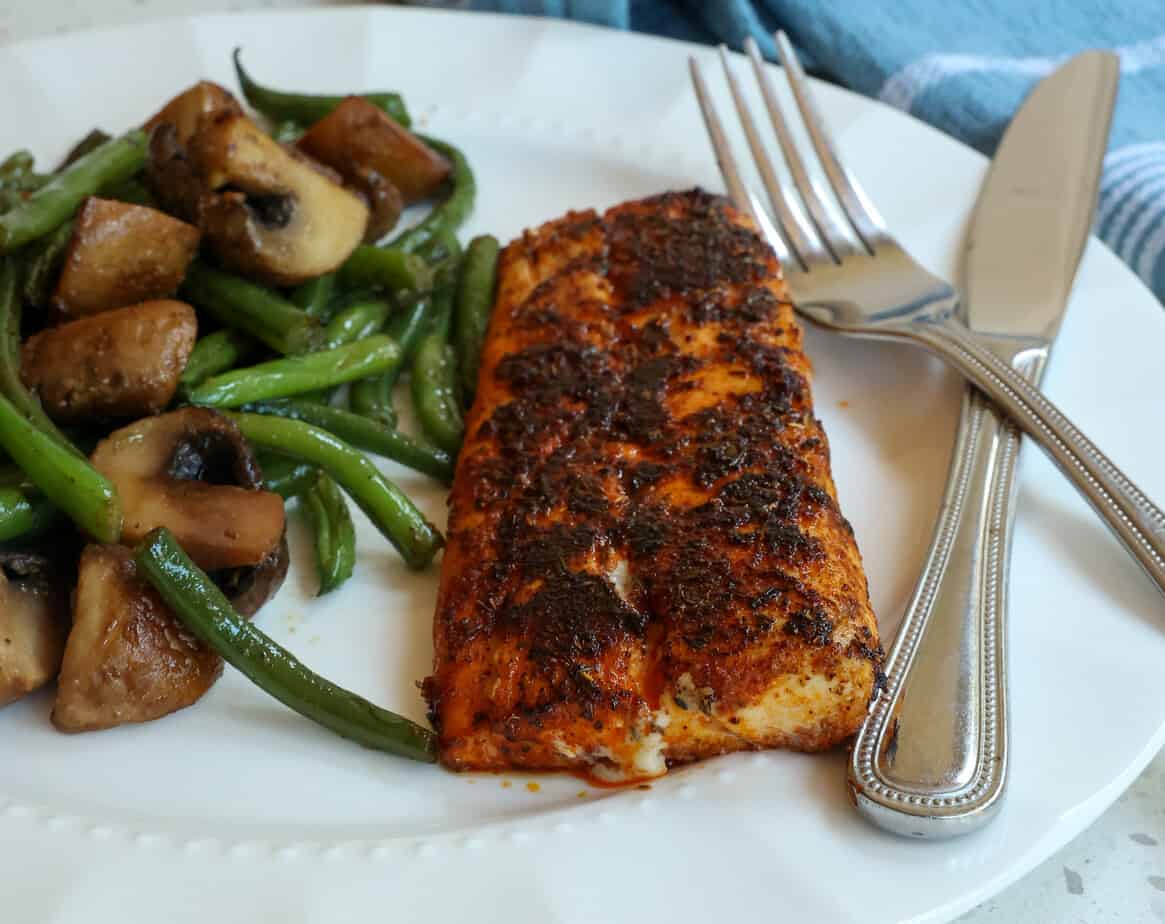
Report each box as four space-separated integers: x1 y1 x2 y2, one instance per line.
91 408 286 572
144 80 243 146
149 113 370 286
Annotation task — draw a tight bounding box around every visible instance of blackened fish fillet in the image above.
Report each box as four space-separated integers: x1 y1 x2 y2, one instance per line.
426 189 882 781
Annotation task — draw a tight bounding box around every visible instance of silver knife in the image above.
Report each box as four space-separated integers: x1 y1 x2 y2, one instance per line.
848 50 1119 838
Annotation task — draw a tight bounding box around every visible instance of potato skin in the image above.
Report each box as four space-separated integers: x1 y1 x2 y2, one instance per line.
21 299 198 421
52 544 222 733
52 197 200 319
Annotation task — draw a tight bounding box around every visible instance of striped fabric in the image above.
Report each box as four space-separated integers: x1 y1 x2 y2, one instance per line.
417 0 1165 305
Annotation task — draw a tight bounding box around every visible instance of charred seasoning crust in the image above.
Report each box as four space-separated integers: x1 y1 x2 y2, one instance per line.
430 189 882 772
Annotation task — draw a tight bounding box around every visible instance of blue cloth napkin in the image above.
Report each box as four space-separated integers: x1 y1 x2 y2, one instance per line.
416 0 1165 305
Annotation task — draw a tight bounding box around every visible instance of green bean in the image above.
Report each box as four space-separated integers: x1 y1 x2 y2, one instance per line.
411 335 464 456
0 172 51 217
414 227 463 266
135 527 436 762
301 472 355 595
188 337 402 408
338 245 431 294
453 234 499 402
1 172 51 196
225 412 443 569
0 189 32 215
348 294 432 427
358 250 457 426
19 220 73 307
0 489 60 542
0 465 34 491
346 379 396 429
55 129 111 172
0 151 34 180
290 273 336 321
0 392 120 542
0 129 147 252
389 137 475 254
242 399 454 483
232 49 412 128
0 255 79 454
271 120 304 145
257 452 318 499
427 256 459 340
301 296 391 404
100 176 156 208
402 256 460 452
182 263 321 355
179 329 259 395
324 298 392 349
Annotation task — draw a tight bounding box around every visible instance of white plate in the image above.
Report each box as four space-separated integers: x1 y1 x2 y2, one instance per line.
2 9 1163 923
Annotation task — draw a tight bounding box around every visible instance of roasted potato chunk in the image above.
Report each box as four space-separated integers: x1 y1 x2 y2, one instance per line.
52 544 221 732
91 408 286 571
52 198 200 319
144 80 242 145
21 299 197 421
299 97 451 205
0 554 67 707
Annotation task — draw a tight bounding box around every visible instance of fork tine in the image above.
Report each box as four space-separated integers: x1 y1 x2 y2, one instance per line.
688 56 793 266
772 31 887 252
717 45 822 271
743 37 861 260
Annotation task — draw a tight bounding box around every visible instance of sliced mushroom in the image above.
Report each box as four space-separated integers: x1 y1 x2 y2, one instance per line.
149 112 369 285
145 121 206 222
90 408 286 571
52 198 200 319
216 533 291 618
0 549 68 707
143 81 242 146
298 97 451 205
21 299 198 421
345 164 404 243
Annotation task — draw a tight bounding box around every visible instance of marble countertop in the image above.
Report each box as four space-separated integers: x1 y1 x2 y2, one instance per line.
1 1 1162 920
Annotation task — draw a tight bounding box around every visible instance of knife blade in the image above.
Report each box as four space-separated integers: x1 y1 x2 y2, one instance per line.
964 49 1118 349
849 50 1118 839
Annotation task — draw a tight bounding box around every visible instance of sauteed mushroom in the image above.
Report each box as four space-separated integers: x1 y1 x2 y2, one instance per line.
298 97 450 205
0 548 68 707
52 537 288 732
149 113 369 285
144 80 242 146
21 299 198 421
90 407 285 571
52 198 200 319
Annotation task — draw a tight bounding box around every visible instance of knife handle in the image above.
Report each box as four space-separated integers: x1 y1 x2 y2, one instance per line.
849 383 1021 838
912 318 1165 593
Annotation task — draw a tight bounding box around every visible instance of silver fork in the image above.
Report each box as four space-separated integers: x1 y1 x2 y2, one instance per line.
691 34 1165 826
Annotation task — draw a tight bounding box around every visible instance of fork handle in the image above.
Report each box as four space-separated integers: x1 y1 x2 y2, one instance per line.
911 318 1165 594
849 383 1025 838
